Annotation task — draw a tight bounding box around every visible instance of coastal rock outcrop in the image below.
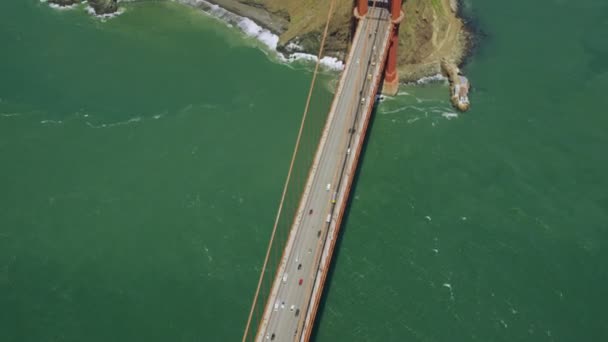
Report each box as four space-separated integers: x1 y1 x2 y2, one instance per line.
89 0 118 15
441 59 470 111
203 0 470 82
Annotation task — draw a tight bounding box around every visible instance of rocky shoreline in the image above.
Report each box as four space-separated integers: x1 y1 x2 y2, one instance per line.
183 0 289 36
183 0 351 60
47 0 119 15
194 0 473 82
89 0 118 15
44 0 476 83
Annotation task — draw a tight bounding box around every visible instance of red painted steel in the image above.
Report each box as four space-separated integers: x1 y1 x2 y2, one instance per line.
301 21 393 342
391 0 402 21
357 0 368 16
385 30 398 83
384 0 403 84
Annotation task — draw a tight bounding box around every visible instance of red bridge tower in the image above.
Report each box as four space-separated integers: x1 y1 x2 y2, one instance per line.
355 0 404 95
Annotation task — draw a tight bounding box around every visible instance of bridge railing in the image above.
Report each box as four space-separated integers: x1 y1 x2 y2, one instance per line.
242 78 334 342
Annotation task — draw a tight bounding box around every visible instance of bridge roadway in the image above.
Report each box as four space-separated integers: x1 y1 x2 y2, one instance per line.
256 6 392 342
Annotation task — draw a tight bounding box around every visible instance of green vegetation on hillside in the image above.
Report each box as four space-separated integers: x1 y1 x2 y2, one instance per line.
229 0 469 81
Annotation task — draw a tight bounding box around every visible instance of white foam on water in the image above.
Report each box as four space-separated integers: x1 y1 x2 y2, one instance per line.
182 0 344 71
443 283 455 301
85 5 125 20
40 119 63 124
285 41 304 52
319 56 344 71
381 105 427 115
375 94 387 102
86 116 142 128
441 111 459 120
281 53 345 71
406 117 420 124
237 17 278 50
1 113 21 118
48 2 78 10
415 73 448 85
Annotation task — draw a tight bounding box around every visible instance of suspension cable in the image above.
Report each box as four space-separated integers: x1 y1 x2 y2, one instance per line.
241 0 338 340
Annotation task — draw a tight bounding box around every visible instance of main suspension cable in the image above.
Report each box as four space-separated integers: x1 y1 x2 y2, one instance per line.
241 0 338 340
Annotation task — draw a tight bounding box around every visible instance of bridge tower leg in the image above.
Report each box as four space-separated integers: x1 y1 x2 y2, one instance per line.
354 0 368 19
383 0 404 96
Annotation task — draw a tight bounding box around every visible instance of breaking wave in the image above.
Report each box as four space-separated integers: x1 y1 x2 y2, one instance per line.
85 5 125 20
40 119 64 125
41 0 78 10
414 73 448 85
441 112 459 120
86 116 142 129
178 0 344 71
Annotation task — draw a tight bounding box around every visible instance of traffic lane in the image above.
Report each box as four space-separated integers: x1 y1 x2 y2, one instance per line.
262 10 387 340
264 70 353 340
270 91 349 323
285 26 377 338
286 20 372 305
295 17 391 340
269 15 378 339
281 67 359 335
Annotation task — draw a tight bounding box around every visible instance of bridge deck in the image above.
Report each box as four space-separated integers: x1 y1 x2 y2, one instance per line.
257 7 392 342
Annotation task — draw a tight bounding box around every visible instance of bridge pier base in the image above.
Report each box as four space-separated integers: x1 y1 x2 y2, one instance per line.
383 71 400 96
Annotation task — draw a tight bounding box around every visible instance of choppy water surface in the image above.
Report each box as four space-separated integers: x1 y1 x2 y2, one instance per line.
1 0 607 341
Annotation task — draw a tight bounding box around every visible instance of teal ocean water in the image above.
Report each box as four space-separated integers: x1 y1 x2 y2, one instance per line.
1 0 607 341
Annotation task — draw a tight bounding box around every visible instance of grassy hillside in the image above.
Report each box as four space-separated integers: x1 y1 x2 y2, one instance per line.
209 0 469 81
241 0 354 58
398 0 468 80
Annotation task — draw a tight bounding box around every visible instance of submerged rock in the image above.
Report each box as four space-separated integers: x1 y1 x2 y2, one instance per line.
89 0 118 15
48 0 81 6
